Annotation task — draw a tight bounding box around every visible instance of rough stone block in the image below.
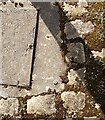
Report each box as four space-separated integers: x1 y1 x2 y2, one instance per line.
66 43 85 64
64 22 79 39
64 20 94 39
27 95 56 115
0 98 19 115
61 91 85 113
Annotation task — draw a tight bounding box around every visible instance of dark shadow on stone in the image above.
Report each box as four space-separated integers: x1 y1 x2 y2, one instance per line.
32 2 63 46
32 2 105 115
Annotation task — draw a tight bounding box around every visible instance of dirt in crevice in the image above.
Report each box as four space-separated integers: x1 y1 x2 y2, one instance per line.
54 93 66 119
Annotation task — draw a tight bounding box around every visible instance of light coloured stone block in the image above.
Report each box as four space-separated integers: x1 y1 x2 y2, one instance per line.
61 91 85 113
27 95 56 115
0 98 19 115
66 43 85 64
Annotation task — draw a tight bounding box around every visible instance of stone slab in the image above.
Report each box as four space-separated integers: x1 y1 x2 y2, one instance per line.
0 3 66 97
0 3 37 87
32 2 63 46
31 14 66 94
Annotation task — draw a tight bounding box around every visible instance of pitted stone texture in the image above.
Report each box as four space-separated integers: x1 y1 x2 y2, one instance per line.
67 69 78 86
0 3 66 98
65 20 94 39
67 68 86 85
71 20 94 37
0 86 28 98
1 3 37 87
63 2 87 17
61 91 85 113
0 98 19 115
31 16 66 94
66 43 85 64
64 22 79 39
27 95 56 115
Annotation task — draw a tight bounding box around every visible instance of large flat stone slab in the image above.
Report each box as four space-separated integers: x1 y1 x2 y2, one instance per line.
0 3 66 97
0 3 37 87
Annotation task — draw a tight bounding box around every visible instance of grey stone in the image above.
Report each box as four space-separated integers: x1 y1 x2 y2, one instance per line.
64 22 79 39
66 43 85 63
0 98 19 115
31 15 66 94
0 2 37 87
61 91 85 113
64 20 94 39
27 95 56 115
32 2 62 46
0 3 66 97
76 67 86 81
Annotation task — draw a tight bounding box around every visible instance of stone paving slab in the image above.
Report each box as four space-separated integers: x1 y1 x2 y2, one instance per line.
0 2 37 87
0 2 66 97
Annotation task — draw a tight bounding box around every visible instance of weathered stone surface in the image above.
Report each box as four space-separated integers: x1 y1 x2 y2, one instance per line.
67 69 78 85
0 2 65 98
64 22 79 39
0 3 37 87
61 91 85 113
33 3 59 37
66 43 85 63
71 20 94 37
27 95 56 115
63 2 87 16
65 20 94 39
0 86 27 98
67 68 86 85
31 15 66 94
0 98 19 115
